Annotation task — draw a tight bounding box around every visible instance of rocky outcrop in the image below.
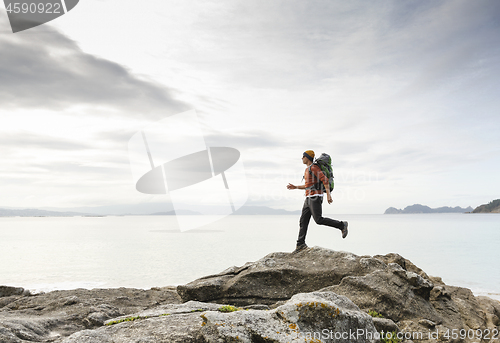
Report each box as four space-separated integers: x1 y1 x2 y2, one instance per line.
473 199 500 213
0 286 27 298
60 292 378 343
2 247 500 343
178 247 500 343
176 248 435 306
63 301 221 343
177 248 398 306
384 204 473 214
320 262 436 322
200 292 378 343
0 286 181 342
1 290 379 343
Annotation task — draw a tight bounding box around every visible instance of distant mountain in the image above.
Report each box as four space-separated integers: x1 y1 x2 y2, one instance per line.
0 205 300 217
233 206 300 215
38 203 299 216
0 208 95 217
40 203 172 216
149 210 202 215
384 204 473 214
151 206 300 215
472 199 500 213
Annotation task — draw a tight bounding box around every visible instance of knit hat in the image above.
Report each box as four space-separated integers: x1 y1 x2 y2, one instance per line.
303 150 315 162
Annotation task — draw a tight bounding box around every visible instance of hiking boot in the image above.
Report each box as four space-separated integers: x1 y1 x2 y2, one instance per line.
341 221 348 239
292 244 308 254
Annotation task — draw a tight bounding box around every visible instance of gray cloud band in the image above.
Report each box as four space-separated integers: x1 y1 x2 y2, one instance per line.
4 0 79 33
128 110 248 231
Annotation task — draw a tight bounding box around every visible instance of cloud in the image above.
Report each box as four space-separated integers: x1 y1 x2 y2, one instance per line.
203 130 282 149
240 159 281 170
1 1 498 211
0 131 93 152
92 129 137 147
391 1 500 94
29 160 129 176
0 16 188 119
157 0 500 92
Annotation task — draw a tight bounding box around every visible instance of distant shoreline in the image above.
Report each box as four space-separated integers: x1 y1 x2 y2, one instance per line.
384 204 473 214
0 205 300 217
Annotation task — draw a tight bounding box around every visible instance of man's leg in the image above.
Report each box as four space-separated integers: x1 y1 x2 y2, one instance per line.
309 196 345 232
297 198 312 246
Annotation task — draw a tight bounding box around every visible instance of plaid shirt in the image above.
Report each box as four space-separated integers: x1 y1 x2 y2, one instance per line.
304 164 328 197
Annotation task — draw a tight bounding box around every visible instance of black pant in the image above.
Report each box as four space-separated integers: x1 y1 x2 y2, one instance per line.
297 196 343 246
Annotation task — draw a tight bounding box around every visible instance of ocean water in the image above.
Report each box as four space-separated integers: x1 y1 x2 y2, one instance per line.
1 214 499 300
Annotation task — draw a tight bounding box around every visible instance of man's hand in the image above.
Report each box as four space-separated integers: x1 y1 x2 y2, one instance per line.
327 193 333 204
287 183 297 190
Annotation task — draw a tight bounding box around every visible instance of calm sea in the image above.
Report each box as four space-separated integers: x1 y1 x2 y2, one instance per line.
1 214 499 300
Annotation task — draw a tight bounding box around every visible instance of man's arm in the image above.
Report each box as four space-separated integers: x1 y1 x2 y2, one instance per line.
287 183 305 190
325 186 333 204
312 165 333 204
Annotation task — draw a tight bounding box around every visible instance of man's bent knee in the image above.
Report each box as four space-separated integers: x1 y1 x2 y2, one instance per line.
313 217 326 225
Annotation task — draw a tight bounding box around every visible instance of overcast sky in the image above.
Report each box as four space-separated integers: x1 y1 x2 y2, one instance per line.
1 0 499 214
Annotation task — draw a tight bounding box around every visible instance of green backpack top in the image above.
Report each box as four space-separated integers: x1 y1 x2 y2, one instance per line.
308 153 334 193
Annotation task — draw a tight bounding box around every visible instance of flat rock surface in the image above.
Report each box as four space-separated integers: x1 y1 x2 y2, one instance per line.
62 292 378 343
177 247 387 305
0 287 181 342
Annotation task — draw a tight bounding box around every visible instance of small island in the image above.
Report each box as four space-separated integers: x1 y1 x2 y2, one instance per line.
472 199 500 213
384 204 473 214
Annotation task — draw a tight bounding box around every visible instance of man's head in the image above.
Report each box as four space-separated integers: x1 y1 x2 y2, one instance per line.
302 150 314 165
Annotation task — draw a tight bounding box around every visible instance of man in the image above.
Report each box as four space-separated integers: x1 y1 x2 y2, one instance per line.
287 150 348 254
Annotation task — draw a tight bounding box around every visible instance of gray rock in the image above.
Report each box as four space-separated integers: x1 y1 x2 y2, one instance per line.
0 287 181 342
84 304 122 327
372 317 399 333
320 263 437 323
65 301 223 343
201 291 378 343
0 295 23 309
477 296 500 327
0 286 26 298
103 300 221 325
0 313 56 342
63 314 204 343
63 291 379 343
418 319 436 328
177 247 395 306
373 252 431 280
177 246 500 343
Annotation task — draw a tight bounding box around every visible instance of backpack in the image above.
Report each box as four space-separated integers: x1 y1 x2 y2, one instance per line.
308 153 334 193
